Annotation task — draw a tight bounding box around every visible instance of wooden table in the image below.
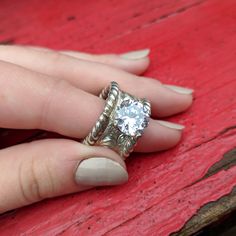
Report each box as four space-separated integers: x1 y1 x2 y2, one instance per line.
0 0 236 235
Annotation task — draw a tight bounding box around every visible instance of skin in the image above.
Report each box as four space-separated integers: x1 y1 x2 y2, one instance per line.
0 46 193 214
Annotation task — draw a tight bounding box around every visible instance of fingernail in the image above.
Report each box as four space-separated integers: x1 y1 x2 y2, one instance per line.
164 85 194 95
75 157 128 186
158 120 185 130
120 49 150 60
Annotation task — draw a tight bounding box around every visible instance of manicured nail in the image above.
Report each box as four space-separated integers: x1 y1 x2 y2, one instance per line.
164 85 194 95
120 49 150 60
75 157 128 186
158 120 185 130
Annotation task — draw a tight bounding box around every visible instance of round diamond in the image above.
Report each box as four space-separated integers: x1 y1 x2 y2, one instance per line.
114 99 149 136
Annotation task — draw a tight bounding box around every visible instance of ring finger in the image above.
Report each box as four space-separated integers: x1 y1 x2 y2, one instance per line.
0 60 184 152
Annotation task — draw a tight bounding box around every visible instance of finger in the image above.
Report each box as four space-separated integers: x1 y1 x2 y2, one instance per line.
137 120 184 152
0 45 193 117
0 139 128 213
0 60 182 152
7 45 150 75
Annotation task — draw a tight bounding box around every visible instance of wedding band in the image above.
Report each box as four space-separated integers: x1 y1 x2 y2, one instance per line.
83 81 151 158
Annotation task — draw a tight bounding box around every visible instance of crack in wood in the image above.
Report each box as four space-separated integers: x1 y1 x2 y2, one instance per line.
184 146 236 189
107 0 206 41
171 143 236 235
186 125 236 154
149 0 205 22
172 187 236 236
204 148 236 178
55 214 94 236
148 125 236 175
181 126 236 189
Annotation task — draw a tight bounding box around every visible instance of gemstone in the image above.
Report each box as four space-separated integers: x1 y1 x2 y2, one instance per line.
114 99 149 136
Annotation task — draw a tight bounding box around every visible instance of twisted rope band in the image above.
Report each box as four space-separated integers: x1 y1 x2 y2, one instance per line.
83 81 119 146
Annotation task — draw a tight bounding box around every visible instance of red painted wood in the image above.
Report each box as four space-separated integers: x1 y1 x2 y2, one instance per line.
0 0 236 235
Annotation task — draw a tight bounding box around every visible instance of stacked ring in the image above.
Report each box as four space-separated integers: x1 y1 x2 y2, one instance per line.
83 81 151 158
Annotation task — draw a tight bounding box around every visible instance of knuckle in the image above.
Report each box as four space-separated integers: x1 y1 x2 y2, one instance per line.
38 78 69 129
18 154 55 203
99 54 115 64
19 158 42 203
50 51 64 64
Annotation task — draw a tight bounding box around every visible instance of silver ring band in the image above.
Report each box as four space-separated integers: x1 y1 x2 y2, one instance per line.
83 81 151 158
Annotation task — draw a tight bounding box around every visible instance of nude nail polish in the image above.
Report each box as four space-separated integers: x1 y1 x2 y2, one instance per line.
75 157 128 186
120 49 150 60
164 85 194 95
158 120 185 130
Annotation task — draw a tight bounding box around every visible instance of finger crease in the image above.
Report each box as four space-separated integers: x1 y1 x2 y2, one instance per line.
38 78 64 130
18 160 32 204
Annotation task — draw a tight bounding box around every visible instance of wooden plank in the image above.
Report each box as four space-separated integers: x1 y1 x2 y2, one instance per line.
0 0 203 48
173 149 236 235
173 186 236 235
0 0 236 235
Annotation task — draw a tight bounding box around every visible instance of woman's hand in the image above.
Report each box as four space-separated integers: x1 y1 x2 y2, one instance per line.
0 46 193 213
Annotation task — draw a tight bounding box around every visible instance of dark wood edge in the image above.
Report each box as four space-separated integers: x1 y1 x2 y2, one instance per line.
172 148 236 236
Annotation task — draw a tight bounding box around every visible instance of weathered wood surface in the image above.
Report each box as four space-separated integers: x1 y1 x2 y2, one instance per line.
0 0 236 235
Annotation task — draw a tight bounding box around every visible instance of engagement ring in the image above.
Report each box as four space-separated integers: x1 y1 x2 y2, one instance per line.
83 81 151 158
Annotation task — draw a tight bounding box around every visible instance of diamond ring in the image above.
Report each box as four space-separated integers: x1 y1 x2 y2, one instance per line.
83 81 151 158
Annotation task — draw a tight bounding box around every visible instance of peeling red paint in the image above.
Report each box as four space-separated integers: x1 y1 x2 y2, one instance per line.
0 0 236 235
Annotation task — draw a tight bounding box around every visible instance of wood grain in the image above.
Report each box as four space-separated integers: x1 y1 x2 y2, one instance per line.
172 186 236 235
0 0 236 235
